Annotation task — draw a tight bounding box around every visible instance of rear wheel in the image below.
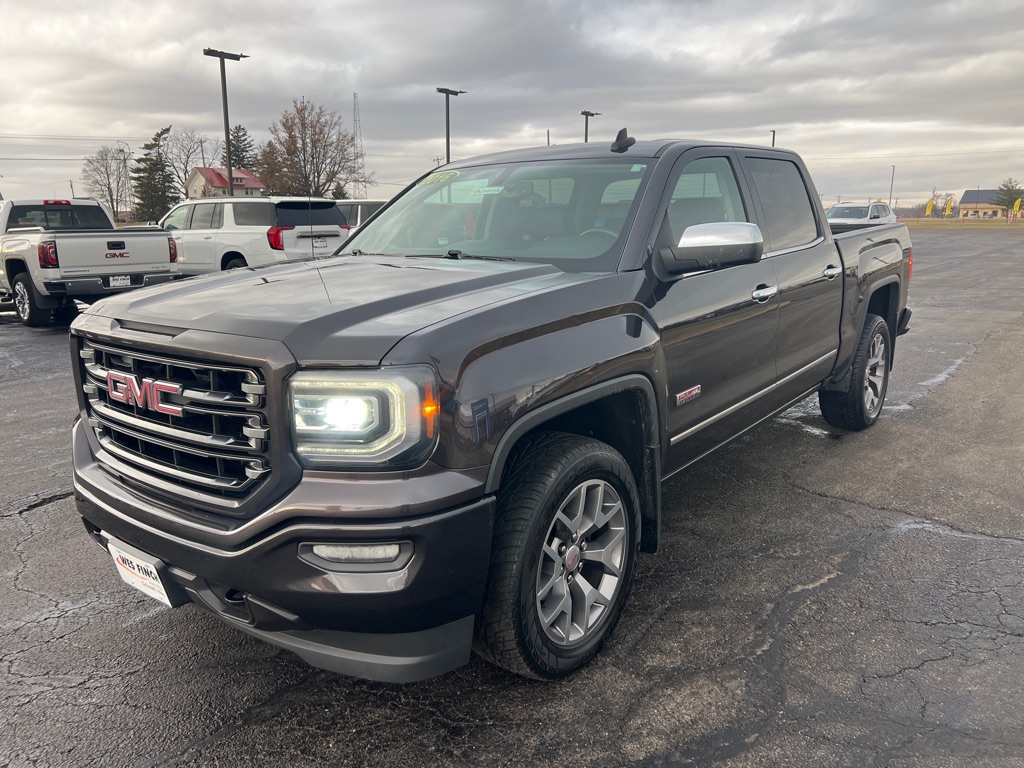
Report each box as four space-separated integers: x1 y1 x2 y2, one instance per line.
12 274 50 327
224 256 247 270
819 314 891 430
475 432 640 679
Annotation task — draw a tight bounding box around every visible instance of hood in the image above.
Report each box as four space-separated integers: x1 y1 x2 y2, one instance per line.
84 256 585 364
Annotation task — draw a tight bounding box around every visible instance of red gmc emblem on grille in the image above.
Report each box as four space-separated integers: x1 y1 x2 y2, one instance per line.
106 371 183 416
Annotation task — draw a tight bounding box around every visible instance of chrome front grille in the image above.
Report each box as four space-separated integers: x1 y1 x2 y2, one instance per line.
79 340 270 512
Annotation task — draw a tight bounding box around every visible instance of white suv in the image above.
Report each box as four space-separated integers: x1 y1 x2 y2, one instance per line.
160 196 348 275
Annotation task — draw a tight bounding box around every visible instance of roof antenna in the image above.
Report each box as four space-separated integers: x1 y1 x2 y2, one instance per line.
610 128 635 153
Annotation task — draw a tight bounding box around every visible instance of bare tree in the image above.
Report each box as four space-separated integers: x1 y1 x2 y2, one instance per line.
165 127 223 196
82 146 133 220
256 99 372 196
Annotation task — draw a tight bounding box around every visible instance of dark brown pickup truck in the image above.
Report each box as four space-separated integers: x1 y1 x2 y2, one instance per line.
70 133 912 682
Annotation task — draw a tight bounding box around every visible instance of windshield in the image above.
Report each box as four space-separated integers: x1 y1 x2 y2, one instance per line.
342 158 653 272
826 205 869 219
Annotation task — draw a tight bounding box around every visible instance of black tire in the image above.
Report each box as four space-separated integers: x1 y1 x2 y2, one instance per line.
475 432 640 679
12 274 50 327
224 256 247 270
819 314 891 430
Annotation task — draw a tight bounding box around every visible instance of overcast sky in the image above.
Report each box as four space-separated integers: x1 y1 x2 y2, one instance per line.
3 0 1023 207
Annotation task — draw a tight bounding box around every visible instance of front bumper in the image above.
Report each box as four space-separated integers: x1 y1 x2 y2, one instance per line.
74 417 496 683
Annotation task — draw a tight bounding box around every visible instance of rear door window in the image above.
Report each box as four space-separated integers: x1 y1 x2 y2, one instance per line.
190 203 222 230
745 157 819 251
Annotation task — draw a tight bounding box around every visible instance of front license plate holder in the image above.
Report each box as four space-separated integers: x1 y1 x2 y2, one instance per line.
107 537 179 607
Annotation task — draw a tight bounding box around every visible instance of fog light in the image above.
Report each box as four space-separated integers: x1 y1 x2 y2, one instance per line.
311 542 402 564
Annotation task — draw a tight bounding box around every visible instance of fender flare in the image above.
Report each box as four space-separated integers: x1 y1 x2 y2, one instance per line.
484 373 663 553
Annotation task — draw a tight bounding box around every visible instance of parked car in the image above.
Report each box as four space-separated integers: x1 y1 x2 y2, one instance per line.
0 198 179 326
335 198 387 231
824 201 897 233
71 135 912 683
159 196 349 276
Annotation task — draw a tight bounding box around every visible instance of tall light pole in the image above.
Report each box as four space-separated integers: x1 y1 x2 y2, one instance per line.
204 48 248 195
436 87 465 164
888 165 895 207
580 110 600 143
770 130 776 147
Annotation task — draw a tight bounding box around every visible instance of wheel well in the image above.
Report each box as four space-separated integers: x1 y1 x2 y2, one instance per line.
5 259 28 280
866 281 899 360
495 386 661 552
530 390 647 482
221 252 246 270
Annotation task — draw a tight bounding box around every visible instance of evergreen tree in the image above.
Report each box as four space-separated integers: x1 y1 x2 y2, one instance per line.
229 124 256 170
992 178 1022 215
132 127 179 220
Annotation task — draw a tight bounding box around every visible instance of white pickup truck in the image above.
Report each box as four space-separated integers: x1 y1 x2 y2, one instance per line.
0 199 181 326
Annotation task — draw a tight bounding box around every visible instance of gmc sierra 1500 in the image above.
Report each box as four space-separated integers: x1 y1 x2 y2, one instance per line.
70 134 911 682
1 199 179 326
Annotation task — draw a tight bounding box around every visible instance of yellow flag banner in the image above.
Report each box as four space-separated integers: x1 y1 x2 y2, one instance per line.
925 199 934 217
1015 198 1022 214
944 197 954 216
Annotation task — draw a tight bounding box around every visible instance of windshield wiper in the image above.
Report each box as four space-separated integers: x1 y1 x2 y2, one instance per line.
442 249 516 262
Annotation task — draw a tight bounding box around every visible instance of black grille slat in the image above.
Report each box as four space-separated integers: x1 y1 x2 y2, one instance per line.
79 340 270 510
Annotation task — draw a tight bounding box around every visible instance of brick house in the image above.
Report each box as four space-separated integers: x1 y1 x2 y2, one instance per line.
185 167 265 199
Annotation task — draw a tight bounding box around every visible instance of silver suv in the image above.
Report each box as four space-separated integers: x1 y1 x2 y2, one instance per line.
160 196 348 275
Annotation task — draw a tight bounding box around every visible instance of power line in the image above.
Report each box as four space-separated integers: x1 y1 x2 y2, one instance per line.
0 133 150 141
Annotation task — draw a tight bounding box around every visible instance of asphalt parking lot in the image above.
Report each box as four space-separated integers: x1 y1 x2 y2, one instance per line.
2 228 1023 767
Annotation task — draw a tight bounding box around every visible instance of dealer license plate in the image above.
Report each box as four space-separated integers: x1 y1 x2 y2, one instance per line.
312 237 328 249
107 540 172 606
109 275 131 288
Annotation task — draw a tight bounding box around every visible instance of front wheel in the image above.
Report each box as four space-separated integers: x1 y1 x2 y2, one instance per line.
12 274 50 327
819 314 891 430
475 432 640 679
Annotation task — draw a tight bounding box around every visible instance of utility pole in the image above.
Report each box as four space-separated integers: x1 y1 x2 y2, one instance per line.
770 130 776 147
889 166 895 207
203 48 249 196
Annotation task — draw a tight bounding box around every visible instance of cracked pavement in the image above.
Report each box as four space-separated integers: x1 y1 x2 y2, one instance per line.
2 229 1023 766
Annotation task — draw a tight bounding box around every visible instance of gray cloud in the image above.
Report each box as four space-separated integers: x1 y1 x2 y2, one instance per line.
1 0 1021 204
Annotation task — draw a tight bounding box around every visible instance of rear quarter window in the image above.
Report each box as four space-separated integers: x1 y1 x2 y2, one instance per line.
275 202 346 227
231 202 274 227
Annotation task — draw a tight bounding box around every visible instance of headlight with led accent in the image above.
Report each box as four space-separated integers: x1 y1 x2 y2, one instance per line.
289 366 439 469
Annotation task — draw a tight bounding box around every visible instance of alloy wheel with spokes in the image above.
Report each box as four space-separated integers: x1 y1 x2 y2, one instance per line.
475 432 640 679
535 478 627 645
819 313 891 430
863 330 888 418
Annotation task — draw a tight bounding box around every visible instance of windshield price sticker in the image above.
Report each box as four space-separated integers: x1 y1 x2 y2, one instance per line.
417 170 461 186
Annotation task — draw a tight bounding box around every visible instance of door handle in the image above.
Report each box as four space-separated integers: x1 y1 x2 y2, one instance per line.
751 284 778 303
823 265 842 280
